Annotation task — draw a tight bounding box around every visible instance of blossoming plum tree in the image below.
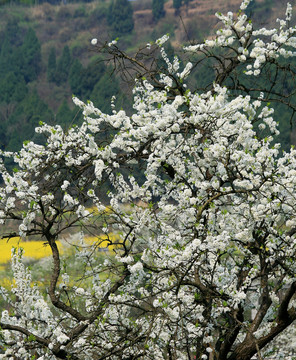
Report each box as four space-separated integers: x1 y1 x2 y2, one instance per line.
1 1 296 359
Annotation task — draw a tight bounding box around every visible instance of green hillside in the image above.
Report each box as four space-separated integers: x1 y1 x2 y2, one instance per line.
0 0 294 153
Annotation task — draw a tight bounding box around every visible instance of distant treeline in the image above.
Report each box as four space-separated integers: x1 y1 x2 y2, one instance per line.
0 0 94 5
0 19 128 156
0 0 294 158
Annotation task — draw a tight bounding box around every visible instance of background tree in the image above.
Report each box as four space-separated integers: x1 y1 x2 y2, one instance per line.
2 2 296 360
55 100 77 129
47 47 57 83
6 90 53 151
68 58 110 104
21 28 41 83
173 0 182 15
0 25 41 84
68 58 83 95
107 0 134 35
0 72 27 104
90 72 120 113
172 0 193 14
152 0 165 22
0 21 24 80
55 45 72 85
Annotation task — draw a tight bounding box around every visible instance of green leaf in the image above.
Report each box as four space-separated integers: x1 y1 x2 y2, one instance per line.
28 334 36 342
30 201 36 210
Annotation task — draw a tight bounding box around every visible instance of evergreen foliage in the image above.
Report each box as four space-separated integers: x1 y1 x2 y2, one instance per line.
0 23 41 83
69 59 106 99
0 22 23 79
172 0 193 13
244 0 274 20
152 0 165 21
47 47 57 83
6 90 53 151
1 19 23 47
244 0 257 18
90 72 120 114
107 0 134 35
68 58 83 95
0 21 45 154
55 100 77 129
173 0 182 12
55 45 72 85
0 72 27 104
21 28 41 82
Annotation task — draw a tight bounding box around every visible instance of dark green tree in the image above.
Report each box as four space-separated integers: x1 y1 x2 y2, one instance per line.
70 58 106 100
152 0 165 22
69 58 83 95
173 0 182 14
55 100 76 129
0 120 7 150
47 47 57 83
107 1 114 25
244 0 258 18
244 0 273 21
55 45 71 85
0 35 22 79
0 72 27 103
6 90 53 152
90 73 120 114
107 0 134 35
21 28 41 83
1 19 23 48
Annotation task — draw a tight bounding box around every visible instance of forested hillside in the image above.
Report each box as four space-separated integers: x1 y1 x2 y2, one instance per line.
0 0 294 153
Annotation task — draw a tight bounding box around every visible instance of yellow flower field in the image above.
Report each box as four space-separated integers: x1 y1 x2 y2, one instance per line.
87 205 113 215
0 233 120 268
84 232 121 250
0 237 63 266
0 234 120 290
0 237 62 290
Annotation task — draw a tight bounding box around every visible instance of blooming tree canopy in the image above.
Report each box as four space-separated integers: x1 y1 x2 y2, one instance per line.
1 1 296 359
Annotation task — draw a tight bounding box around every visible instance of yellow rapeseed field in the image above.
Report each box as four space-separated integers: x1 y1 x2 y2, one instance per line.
84 232 121 250
0 233 120 289
87 205 113 215
0 237 61 265
0 233 120 268
0 237 62 289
